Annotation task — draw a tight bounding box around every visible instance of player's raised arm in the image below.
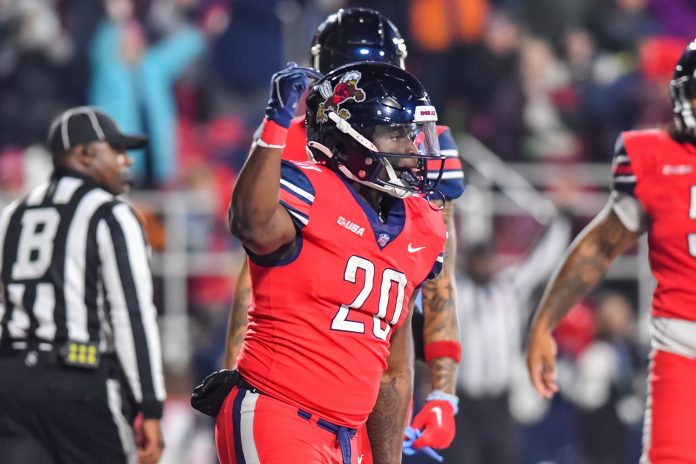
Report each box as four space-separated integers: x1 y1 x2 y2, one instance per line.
526 203 639 398
229 65 309 255
367 295 416 464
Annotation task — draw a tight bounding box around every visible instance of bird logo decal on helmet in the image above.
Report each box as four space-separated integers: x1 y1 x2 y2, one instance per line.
317 71 366 122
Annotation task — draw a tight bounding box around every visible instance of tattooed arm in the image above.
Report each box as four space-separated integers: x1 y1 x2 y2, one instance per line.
420 201 458 394
223 260 251 369
526 203 640 398
367 296 415 464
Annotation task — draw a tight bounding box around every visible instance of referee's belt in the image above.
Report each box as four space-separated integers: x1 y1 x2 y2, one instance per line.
2 341 101 369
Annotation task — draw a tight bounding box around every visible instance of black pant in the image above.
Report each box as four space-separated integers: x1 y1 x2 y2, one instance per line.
0 351 136 464
439 391 520 464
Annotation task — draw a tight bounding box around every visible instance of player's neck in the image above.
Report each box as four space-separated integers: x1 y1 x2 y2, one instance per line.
352 181 388 222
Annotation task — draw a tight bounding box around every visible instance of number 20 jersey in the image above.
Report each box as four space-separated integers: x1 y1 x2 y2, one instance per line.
236 160 447 428
613 129 696 321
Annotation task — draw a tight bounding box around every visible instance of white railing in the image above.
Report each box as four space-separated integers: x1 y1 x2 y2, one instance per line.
0 145 656 364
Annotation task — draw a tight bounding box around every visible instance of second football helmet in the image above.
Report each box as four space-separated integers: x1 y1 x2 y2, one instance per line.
305 62 444 198
310 8 407 75
670 39 696 139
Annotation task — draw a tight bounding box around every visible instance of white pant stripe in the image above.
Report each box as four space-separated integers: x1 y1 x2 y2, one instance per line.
239 391 261 464
640 349 655 464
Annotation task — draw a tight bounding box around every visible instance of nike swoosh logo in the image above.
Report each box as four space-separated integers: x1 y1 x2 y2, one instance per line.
358 455 364 464
432 406 443 427
408 243 426 253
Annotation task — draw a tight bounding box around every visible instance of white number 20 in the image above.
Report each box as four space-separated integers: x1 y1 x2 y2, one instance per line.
12 208 60 280
331 256 407 341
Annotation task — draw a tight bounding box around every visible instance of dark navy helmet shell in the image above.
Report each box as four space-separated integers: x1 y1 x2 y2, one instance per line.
305 62 444 198
310 8 407 75
670 38 696 139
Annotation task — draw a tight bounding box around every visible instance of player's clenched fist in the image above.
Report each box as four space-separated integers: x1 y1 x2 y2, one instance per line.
526 327 559 399
411 392 458 449
265 63 313 128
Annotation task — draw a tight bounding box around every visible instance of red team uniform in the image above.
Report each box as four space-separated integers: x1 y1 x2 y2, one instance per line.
221 116 462 464
612 129 696 462
216 159 447 463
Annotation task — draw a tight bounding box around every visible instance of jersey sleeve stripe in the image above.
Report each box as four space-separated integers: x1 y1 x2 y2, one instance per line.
280 179 315 204
281 161 315 198
611 134 637 196
279 161 315 226
613 164 634 175
428 171 465 180
614 175 637 183
440 149 459 158
426 253 445 280
279 190 312 216
279 200 309 226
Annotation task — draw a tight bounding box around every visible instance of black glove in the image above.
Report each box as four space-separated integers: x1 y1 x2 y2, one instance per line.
191 369 240 417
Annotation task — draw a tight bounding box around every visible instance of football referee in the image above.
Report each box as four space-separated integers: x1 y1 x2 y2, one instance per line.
0 107 166 464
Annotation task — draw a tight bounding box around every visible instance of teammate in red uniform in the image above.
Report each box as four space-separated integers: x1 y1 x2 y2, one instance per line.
526 39 696 463
214 61 447 464
223 9 464 457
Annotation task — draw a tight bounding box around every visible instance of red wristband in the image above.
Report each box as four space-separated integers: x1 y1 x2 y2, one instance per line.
424 340 461 363
258 117 288 148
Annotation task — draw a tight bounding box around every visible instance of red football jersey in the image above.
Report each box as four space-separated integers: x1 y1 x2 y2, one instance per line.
281 116 309 162
236 160 446 428
615 129 696 321
282 117 466 201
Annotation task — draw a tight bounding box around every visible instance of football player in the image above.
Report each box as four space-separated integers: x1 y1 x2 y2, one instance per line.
526 38 696 463
216 61 447 464
223 8 464 457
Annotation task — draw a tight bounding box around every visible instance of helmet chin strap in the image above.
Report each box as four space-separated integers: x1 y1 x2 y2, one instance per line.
307 140 413 198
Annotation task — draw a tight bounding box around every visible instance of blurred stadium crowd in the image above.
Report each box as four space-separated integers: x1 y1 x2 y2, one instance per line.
0 0 694 463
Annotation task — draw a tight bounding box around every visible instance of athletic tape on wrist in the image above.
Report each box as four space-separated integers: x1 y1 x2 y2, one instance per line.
424 340 461 363
258 118 288 149
426 389 459 414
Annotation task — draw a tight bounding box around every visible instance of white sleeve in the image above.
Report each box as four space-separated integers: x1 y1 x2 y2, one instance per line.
610 190 648 234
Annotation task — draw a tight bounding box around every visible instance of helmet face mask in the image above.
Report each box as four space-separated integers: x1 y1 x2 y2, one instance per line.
310 8 408 74
670 39 696 139
306 62 445 199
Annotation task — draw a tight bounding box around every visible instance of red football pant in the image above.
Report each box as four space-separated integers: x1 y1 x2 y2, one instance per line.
643 349 696 463
356 425 372 464
215 386 361 463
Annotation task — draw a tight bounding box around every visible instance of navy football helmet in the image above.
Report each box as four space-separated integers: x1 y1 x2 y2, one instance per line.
310 8 407 75
305 62 445 198
670 39 696 139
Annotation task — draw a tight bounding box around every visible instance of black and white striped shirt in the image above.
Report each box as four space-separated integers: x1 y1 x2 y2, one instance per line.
0 169 166 418
458 215 571 397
